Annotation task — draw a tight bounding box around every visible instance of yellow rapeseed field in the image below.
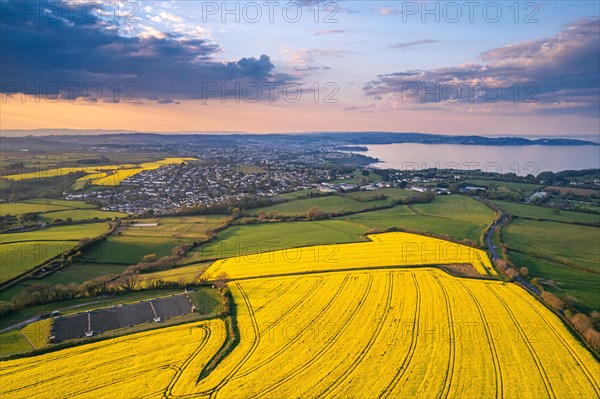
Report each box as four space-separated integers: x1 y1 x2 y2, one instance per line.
0 319 225 399
2 232 598 398
204 232 497 278
2 270 598 398
188 270 599 398
3 157 194 186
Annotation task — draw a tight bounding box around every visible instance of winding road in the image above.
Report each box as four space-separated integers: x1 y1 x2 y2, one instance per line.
484 211 541 295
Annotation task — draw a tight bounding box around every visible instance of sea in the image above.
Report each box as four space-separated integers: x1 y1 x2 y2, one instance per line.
359 144 600 176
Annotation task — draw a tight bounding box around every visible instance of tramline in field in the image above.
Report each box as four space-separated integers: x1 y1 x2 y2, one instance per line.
1 233 598 399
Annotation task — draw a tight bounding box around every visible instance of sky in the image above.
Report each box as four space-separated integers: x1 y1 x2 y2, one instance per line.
1 0 599 137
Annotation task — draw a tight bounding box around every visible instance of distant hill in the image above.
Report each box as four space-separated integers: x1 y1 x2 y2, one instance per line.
0 130 597 150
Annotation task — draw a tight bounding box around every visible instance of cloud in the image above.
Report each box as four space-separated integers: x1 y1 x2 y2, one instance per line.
314 29 347 36
344 104 376 112
157 11 184 24
390 39 437 49
0 0 292 103
379 7 398 16
282 48 348 73
365 18 600 116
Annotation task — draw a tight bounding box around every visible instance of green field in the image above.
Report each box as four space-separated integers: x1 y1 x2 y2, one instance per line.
249 195 392 217
411 195 495 226
122 215 226 240
83 216 227 265
1 203 70 216
0 223 110 283
193 196 494 263
0 223 109 244
39 209 126 223
187 220 369 262
508 250 600 312
0 241 75 282
0 318 52 358
83 235 182 265
275 189 323 200
22 198 96 208
0 199 96 217
331 169 382 184
0 262 128 303
0 330 33 357
497 202 600 312
339 207 483 242
187 288 222 315
464 179 542 194
493 200 600 225
336 195 494 243
343 188 413 201
1 215 226 300
503 219 599 273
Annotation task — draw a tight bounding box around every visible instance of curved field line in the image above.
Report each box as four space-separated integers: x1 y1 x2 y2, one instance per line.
256 277 324 333
4 326 175 368
1 323 181 384
232 275 350 379
509 287 600 394
320 272 396 397
253 274 375 399
0 239 79 244
486 284 556 399
458 281 503 399
164 325 211 398
253 277 316 315
378 272 421 399
475 252 490 275
205 283 262 399
245 279 276 297
61 371 155 399
179 277 340 399
2 338 174 395
432 274 455 399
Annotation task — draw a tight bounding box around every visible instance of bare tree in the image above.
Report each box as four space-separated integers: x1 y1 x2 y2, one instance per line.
117 273 140 291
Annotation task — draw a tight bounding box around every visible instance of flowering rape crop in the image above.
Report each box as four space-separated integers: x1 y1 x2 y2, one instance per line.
0 320 225 399
204 232 497 278
3 157 195 187
2 235 598 398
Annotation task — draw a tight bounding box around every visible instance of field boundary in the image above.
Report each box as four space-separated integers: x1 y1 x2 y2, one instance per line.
0 312 213 361
0 222 114 290
213 264 498 284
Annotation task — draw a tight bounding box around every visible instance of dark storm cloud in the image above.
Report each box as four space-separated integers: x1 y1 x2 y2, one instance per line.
365 18 600 116
0 0 289 102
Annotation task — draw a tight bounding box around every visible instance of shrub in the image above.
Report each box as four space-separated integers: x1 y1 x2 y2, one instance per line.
505 267 518 280
0 301 14 317
306 206 325 220
570 313 594 334
143 253 157 262
540 291 565 312
583 329 600 352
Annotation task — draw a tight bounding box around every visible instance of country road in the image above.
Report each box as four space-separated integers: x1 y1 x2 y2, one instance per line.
484 211 541 295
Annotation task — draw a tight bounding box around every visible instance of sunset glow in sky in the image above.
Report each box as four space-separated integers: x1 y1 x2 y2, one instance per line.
1 0 599 136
